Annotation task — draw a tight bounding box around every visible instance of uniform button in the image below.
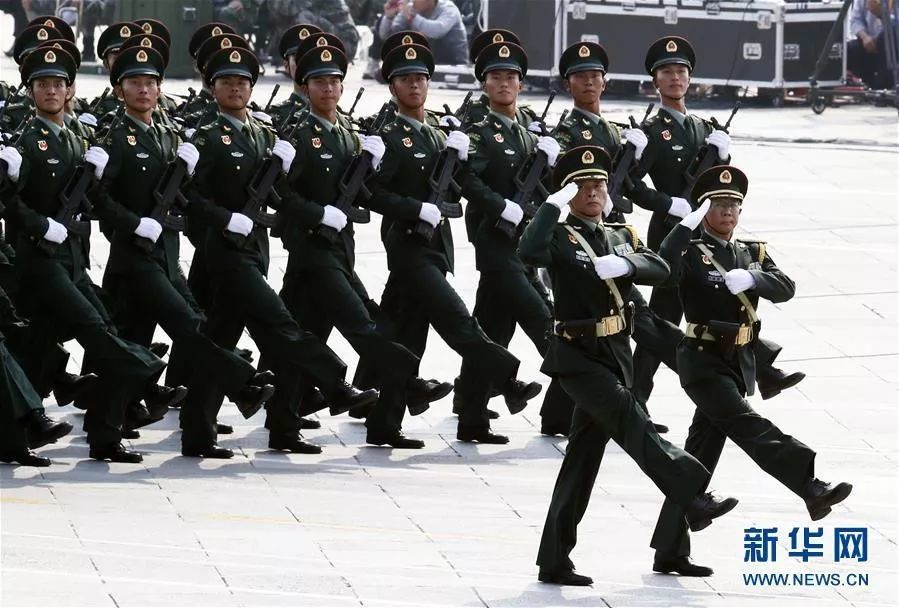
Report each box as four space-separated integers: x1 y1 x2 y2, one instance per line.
698 346 704 352
236 166 240 170
740 305 746 311
609 310 614 315
714 285 719 289
326 168 330 172
141 166 146 171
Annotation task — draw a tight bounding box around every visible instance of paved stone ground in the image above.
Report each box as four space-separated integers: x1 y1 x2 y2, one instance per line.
1 18 897 608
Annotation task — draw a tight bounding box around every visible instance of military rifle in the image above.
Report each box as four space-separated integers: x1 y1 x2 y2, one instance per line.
681 101 740 201
0 85 25 185
606 102 654 214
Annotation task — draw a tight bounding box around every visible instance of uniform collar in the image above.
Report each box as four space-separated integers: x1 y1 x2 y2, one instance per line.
310 111 336 132
36 114 64 138
660 104 688 126
220 112 249 132
701 226 733 247
569 211 601 232
397 112 423 132
489 109 517 130
125 112 154 132
573 106 601 125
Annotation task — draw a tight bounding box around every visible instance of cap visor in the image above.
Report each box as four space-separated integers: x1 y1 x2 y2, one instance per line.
117 67 162 81
565 62 606 76
303 67 345 80
388 64 432 79
27 67 71 81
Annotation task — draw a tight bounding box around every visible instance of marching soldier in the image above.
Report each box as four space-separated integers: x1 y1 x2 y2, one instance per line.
278 41 454 448
630 36 805 412
465 30 539 127
268 24 324 128
1 24 67 134
520 146 737 586
91 22 141 122
355 41 541 446
176 23 238 120
0 47 167 463
648 165 852 576
179 46 377 457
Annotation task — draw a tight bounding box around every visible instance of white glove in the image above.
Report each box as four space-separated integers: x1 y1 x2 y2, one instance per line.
43 218 68 244
251 110 273 125
134 217 163 243
0 145 22 182
320 205 348 231
527 120 544 134
444 130 469 162
667 196 692 219
544 182 579 209
439 114 461 128
536 136 561 167
177 142 199 175
417 202 441 227
84 146 109 179
603 193 614 218
594 254 630 279
78 113 98 127
500 199 524 226
622 127 648 160
679 199 711 231
183 128 196 140
272 138 296 173
725 268 756 294
706 130 731 160
226 212 253 236
0 101 4 109
361 135 385 171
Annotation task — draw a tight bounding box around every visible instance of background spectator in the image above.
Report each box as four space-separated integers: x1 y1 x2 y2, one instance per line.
378 0 468 64
847 0 895 89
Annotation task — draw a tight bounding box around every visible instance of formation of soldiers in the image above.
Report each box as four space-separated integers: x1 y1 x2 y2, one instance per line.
0 15 853 584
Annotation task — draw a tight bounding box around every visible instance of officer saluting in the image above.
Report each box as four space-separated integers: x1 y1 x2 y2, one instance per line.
521 146 737 586
648 165 853 577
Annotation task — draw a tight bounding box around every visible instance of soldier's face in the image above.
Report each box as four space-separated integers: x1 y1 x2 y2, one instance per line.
303 75 344 113
704 198 742 236
29 77 69 115
389 73 429 109
483 69 522 106
570 178 607 218
212 75 252 111
285 55 297 80
653 64 690 100
118 75 160 113
565 70 605 104
105 50 120 70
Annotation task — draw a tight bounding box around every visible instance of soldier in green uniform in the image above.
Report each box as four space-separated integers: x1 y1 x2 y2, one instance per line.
1 24 67 135
0 47 167 463
180 46 377 458
278 42 454 448
648 165 852 577
93 45 276 435
118 29 182 130
520 145 737 586
631 36 805 413
90 22 141 123
175 23 239 121
268 24 324 129
465 30 539 127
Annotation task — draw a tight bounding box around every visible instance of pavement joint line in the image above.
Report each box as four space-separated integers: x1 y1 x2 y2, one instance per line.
792 291 897 299
778 352 898 362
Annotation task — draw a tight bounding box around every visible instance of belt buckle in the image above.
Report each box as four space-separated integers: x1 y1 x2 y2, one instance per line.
736 325 752 345
601 316 620 336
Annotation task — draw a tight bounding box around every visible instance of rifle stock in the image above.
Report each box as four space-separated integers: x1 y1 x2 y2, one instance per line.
607 102 654 214
680 101 740 202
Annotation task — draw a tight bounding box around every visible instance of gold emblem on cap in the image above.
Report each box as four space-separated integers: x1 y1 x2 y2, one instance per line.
402 35 413 45
228 50 241 63
136 49 148 62
666 39 678 53
41 19 54 27
140 38 152 48
37 28 49 41
142 23 153 33
51 42 62 49
44 49 56 62
498 45 510 58
221 38 232 48
212 26 223 36
581 150 595 164
299 27 310 39
321 49 332 62
578 45 590 58
492 33 504 43
120 25 131 37
316 36 327 47
719 169 732 184
405 47 417 60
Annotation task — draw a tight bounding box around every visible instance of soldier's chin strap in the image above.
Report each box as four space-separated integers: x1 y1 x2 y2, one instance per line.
563 224 627 322
695 242 760 323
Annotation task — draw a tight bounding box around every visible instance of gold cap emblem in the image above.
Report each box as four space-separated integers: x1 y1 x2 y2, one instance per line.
581 150 594 164
136 49 148 62
51 42 62 49
212 26 223 36
402 35 413 45
719 169 733 184
142 22 153 33
229 50 241 63
666 39 678 53
498 45 510 58
120 25 132 38
316 36 327 47
37 28 49 41
578 45 590 58
44 50 56 63
221 38 232 49
492 33 504 43
41 19 54 27
140 37 152 48
321 49 332 62
405 47 417 60
299 27 310 40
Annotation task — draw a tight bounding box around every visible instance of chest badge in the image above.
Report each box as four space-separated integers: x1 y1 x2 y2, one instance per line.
504 149 515 155
320 153 333 159
136 152 149 159
37 140 48 151
402 137 413 148
413 152 426 158
568 234 579 245
313 123 323 132
230 151 244 158
671 144 684 151
494 133 504 143
661 130 672 141
221 135 231 145
47 158 59 164
402 124 412 132
581 130 592 140
311 137 322 149
701 254 712 265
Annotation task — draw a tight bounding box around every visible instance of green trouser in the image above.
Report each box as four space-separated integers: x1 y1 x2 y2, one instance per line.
536 361 711 573
0 340 42 451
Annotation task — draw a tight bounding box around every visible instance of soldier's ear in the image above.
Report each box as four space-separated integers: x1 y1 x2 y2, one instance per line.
113 84 124 100
562 78 571 93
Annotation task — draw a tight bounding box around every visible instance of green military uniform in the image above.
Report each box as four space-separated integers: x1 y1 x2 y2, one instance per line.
94 46 262 419
521 146 711 578
649 165 818 561
279 44 428 443
4 48 165 455
180 47 351 455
